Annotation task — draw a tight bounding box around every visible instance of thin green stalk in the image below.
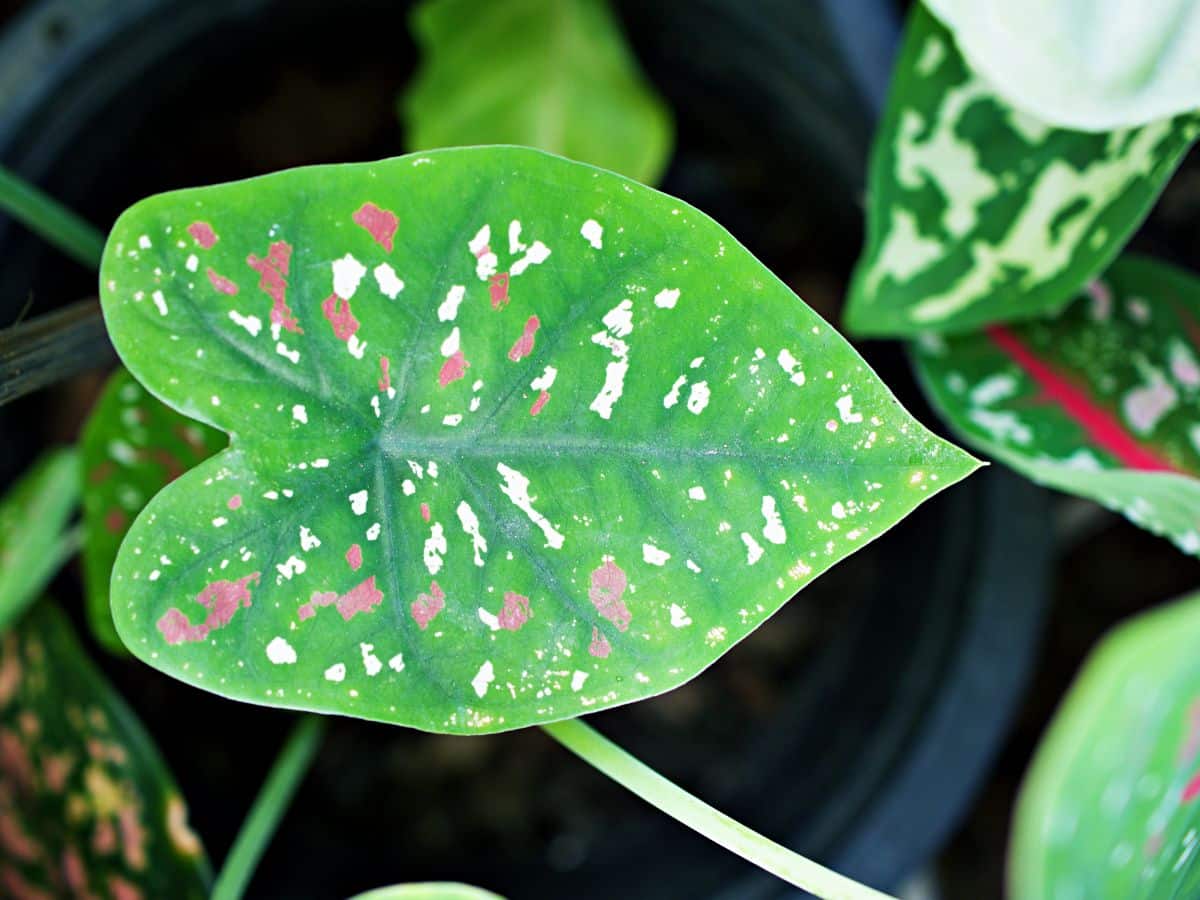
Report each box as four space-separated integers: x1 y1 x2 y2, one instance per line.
541 718 897 900
0 165 105 269
212 716 326 900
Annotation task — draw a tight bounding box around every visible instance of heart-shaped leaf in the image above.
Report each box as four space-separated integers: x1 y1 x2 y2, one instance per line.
844 6 1199 338
1010 589 1200 898
925 0 1200 132
82 367 225 652
0 601 209 898
403 0 673 185
0 448 79 630
913 255 1200 556
351 885 503 900
99 147 976 734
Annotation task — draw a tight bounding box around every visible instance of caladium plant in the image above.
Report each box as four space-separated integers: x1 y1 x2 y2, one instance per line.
1011 588 1200 898
81 367 225 652
844 6 1199 338
0 602 209 899
97 146 975 735
914 256 1200 557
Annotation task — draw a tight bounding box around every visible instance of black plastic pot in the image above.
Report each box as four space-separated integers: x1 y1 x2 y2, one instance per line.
0 1 1050 896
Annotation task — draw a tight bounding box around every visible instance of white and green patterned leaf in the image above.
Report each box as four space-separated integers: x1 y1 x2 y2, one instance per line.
914 255 1200 556
351 884 503 900
0 602 209 898
81 368 225 653
1010 589 1200 899
844 6 1199 338
926 0 1200 132
0 448 79 630
403 0 673 185
99 147 976 734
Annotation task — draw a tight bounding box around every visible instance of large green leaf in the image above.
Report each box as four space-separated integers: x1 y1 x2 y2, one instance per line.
99 147 976 734
844 6 1199 338
0 448 79 629
1010 589 1200 898
925 0 1200 132
81 367 225 653
0 602 209 898
913 255 1200 556
403 0 673 185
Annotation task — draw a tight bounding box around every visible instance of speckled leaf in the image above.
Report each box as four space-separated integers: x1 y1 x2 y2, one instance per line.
81 367 225 653
914 255 1200 556
403 0 673 185
926 0 1200 132
351 884 504 900
844 6 1200 338
0 601 209 898
99 147 976 735
1010 589 1200 898
0 448 79 630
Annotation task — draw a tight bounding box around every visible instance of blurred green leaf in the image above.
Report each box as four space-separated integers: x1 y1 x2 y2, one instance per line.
350 884 504 900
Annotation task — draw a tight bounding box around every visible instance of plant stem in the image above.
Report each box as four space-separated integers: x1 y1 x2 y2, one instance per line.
212 716 326 900
0 165 105 269
541 718 897 900
0 299 114 407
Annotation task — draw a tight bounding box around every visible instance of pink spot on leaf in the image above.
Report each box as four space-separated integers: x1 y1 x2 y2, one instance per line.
248 241 302 334
411 581 445 630
1184 770 1200 803
187 221 217 249
530 391 550 416
104 508 127 534
508 315 541 361
345 544 363 571
336 576 383 620
206 268 239 295
156 572 261 645
589 559 631 631
379 356 391 393
589 626 612 658
352 202 398 251
420 502 430 522
489 272 510 310
499 592 531 631
321 293 360 341
438 350 469 387
987 325 1180 472
227 494 242 511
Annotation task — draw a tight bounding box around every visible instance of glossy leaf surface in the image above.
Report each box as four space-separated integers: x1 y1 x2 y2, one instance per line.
926 0 1200 132
81 367 225 652
914 255 1200 556
0 448 79 629
845 6 1199 338
351 885 503 900
1011 589 1200 898
100 147 976 734
0 602 209 898
403 0 673 185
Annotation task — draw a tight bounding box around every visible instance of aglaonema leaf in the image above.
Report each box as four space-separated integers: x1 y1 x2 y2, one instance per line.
0 448 79 630
403 0 673 186
0 601 209 898
351 884 503 900
844 5 1199 338
913 255 1200 557
81 367 225 653
1010 589 1200 898
925 0 1200 132
99 147 977 734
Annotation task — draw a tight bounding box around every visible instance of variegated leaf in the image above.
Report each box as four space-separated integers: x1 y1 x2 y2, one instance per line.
82 368 225 653
926 0 1200 132
0 448 79 630
1010 589 1200 899
0 602 209 898
913 255 1200 556
99 147 976 734
844 6 1199 338
403 0 673 185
